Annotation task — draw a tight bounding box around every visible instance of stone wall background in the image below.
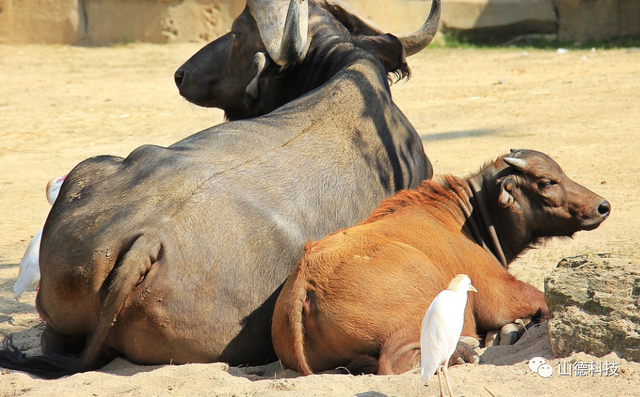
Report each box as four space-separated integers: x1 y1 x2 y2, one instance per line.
0 0 638 45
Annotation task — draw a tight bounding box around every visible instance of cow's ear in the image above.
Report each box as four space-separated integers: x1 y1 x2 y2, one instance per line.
245 52 271 101
359 34 409 76
498 176 523 212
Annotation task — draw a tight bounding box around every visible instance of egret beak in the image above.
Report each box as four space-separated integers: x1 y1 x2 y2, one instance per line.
469 285 478 293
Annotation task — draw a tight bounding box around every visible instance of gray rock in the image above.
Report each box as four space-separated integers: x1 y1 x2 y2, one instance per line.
544 254 640 362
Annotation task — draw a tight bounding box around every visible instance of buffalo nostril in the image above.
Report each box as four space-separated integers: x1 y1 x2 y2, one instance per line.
174 69 185 88
598 200 611 216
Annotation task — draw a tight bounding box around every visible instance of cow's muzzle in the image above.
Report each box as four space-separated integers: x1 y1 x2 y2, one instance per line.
581 199 611 230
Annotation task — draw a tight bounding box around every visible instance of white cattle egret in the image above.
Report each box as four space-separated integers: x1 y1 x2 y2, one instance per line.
46 175 66 205
14 175 66 301
421 274 477 397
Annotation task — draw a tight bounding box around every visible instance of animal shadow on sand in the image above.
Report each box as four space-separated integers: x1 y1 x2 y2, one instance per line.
356 392 390 397
421 128 502 142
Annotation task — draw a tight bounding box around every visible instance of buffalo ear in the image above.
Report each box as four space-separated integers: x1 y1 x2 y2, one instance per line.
245 52 271 101
359 33 409 76
498 176 522 212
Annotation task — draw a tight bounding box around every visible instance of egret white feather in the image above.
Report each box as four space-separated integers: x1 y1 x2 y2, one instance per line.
14 175 66 301
421 274 477 397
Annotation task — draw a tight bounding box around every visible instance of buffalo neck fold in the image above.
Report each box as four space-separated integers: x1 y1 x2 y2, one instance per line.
458 175 509 268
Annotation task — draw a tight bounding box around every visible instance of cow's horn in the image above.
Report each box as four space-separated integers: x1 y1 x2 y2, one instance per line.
504 157 528 171
397 0 441 56
322 0 441 57
248 0 309 66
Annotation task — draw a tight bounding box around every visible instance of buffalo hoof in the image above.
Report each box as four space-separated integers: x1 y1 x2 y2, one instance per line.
459 336 480 348
485 319 529 347
449 339 480 366
485 330 499 347
499 320 526 346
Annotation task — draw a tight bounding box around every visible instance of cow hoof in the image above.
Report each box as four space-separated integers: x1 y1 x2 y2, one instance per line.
498 320 527 346
459 336 480 348
449 340 479 366
485 330 499 347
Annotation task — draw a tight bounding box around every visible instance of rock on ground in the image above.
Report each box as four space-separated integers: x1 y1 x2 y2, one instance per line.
545 254 640 362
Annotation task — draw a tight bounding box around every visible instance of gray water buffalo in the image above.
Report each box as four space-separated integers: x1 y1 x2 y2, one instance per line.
272 149 610 375
0 0 440 378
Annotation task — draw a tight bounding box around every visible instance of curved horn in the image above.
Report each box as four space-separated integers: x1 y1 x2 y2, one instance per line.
398 0 441 56
322 0 384 36
322 0 441 56
248 0 309 66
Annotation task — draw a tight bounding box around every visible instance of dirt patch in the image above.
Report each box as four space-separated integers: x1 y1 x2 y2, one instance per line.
0 43 639 396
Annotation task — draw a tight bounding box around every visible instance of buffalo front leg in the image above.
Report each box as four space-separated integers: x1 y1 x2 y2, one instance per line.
477 278 548 334
377 324 421 375
477 278 548 346
377 325 479 375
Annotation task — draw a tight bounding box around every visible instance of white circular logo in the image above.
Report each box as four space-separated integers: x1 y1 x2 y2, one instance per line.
528 357 546 373
538 364 553 378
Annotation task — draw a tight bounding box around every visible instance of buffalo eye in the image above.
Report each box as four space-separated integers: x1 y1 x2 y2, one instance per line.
537 179 556 191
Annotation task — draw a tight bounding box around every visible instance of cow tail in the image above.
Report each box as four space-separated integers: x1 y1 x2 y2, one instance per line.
290 252 314 375
0 236 161 379
72 236 162 373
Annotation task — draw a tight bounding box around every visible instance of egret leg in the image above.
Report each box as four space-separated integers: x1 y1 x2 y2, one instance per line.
443 364 455 397
437 366 446 397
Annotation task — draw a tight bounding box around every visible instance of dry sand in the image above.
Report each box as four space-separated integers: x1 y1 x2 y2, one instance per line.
0 43 639 396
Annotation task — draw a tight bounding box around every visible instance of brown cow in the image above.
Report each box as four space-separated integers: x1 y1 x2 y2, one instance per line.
272 149 610 375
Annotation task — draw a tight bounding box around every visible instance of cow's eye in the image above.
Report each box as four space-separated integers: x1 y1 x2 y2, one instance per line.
537 179 556 190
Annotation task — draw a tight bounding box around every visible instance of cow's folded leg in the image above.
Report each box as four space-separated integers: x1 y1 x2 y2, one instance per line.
377 325 421 375
345 354 379 375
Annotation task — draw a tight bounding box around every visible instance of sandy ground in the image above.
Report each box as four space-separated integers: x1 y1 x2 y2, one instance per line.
0 43 639 396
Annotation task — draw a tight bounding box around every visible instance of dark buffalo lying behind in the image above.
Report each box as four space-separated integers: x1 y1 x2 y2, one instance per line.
0 0 440 379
